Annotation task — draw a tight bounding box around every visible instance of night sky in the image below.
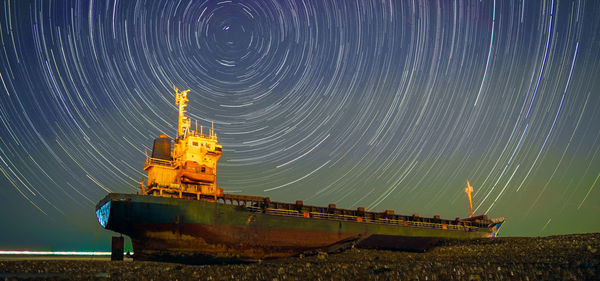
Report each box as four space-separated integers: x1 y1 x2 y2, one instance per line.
1 0 599 251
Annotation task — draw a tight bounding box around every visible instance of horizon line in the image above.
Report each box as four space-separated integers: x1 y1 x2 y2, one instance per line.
0 250 132 256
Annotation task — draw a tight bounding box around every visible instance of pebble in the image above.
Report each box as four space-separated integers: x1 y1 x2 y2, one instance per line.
0 233 597 280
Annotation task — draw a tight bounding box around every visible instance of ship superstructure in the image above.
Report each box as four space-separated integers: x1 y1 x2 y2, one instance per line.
96 87 504 263
142 87 223 200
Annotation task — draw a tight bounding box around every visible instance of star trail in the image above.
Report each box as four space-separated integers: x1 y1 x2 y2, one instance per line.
1 0 599 250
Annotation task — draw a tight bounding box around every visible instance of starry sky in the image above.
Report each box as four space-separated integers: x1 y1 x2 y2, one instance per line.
1 0 599 251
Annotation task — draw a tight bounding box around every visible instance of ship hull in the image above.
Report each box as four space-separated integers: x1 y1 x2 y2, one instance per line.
96 193 502 263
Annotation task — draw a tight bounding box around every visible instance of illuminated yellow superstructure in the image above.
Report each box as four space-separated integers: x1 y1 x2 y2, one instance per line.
142 87 223 200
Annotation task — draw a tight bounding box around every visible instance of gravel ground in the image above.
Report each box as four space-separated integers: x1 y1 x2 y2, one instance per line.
1 233 598 280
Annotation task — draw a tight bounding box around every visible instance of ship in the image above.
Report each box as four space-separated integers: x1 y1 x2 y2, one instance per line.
95 87 504 263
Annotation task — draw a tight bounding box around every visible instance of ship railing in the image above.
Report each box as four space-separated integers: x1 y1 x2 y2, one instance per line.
372 218 478 231
145 157 176 167
265 208 301 216
309 212 359 222
190 131 219 141
244 206 479 231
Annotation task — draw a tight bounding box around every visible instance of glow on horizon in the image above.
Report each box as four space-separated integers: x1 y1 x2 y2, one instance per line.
0 250 128 256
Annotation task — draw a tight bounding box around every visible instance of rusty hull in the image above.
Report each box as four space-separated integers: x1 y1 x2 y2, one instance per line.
129 224 363 263
96 193 502 263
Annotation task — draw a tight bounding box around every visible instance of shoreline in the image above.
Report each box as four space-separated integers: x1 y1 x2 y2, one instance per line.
1 233 598 280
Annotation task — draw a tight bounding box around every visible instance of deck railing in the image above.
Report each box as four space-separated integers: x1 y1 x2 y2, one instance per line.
144 188 487 232
245 206 479 232
145 157 176 167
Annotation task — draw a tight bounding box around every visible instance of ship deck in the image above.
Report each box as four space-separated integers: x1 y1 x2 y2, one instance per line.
111 191 501 233
219 194 499 232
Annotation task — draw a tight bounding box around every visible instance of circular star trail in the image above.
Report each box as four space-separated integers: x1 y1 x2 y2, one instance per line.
0 0 599 249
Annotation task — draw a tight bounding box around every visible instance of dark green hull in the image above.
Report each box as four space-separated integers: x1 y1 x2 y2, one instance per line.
96 193 503 263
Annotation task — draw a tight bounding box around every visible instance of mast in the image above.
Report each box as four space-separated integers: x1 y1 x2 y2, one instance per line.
175 87 191 137
465 181 474 218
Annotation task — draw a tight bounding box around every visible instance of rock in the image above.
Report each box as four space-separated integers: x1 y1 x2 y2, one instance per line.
317 252 328 260
373 266 391 274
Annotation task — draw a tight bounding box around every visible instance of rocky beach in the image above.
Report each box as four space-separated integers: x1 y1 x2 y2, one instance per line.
1 233 598 280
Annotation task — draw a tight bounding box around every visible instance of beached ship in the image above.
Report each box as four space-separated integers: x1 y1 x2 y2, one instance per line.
95 87 504 263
